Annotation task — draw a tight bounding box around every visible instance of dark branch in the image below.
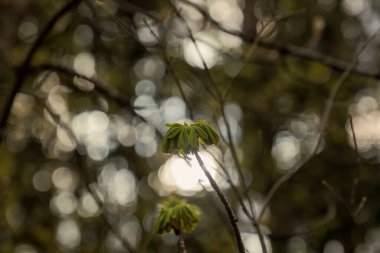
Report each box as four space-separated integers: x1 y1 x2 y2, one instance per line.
194 152 246 253
0 0 82 142
178 0 380 80
32 64 134 110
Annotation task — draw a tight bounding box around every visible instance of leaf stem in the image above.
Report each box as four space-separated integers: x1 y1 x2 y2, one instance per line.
178 232 188 253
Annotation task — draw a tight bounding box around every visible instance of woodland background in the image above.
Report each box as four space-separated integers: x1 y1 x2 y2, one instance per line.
1 0 380 252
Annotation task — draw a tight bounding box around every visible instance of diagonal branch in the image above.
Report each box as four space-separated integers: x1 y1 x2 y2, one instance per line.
31 64 134 110
0 0 82 142
194 152 245 253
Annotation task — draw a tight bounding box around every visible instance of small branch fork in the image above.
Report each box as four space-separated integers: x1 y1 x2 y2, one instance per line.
257 28 380 222
321 115 367 218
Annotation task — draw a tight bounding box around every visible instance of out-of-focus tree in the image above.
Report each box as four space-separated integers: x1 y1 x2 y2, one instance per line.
1 0 380 252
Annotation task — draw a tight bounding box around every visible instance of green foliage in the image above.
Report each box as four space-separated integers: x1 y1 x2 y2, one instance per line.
161 120 220 155
153 197 200 235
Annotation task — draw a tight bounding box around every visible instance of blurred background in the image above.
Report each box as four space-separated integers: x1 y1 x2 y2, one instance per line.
1 0 380 252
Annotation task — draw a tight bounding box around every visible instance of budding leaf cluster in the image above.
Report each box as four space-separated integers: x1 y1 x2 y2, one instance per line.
153 197 201 235
161 120 220 155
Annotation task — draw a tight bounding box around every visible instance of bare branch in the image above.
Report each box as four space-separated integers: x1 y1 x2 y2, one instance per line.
177 0 380 80
32 64 134 110
257 28 380 222
171 3 223 102
143 18 195 119
194 152 245 253
0 0 82 142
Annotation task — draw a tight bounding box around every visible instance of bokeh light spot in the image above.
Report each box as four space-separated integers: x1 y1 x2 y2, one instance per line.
73 52 96 77
56 219 81 250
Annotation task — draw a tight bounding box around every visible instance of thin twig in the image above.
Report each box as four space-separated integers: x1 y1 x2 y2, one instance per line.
204 147 268 231
194 152 245 253
171 3 223 102
321 180 347 208
348 115 360 160
177 0 380 80
219 108 268 253
348 115 359 209
223 8 306 100
258 28 380 222
353 196 367 216
143 18 195 119
172 3 267 251
177 233 188 253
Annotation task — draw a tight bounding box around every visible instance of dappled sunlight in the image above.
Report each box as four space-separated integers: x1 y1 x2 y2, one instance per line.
118 216 142 249
18 17 38 42
72 110 113 161
272 113 321 171
347 90 380 156
77 190 100 218
44 82 68 116
183 34 220 69
272 132 301 170
133 95 158 118
73 52 96 78
135 79 156 96
52 167 78 191
134 13 161 46
4 0 380 252
105 233 127 252
133 56 166 81
98 163 137 207
208 0 243 31
158 148 222 195
50 191 78 216
342 0 368 16
357 227 380 252
5 202 25 230
73 24 94 47
218 103 244 144
116 120 138 147
242 232 272 253
237 195 271 223
14 244 37 253
56 218 81 250
161 96 187 124
287 237 307 252
324 240 345 253
32 169 52 192
174 0 244 68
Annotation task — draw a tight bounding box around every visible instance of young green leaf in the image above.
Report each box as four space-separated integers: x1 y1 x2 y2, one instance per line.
162 121 220 155
153 197 201 235
188 127 197 150
165 126 182 139
201 124 216 145
205 124 220 145
178 127 188 149
161 137 169 153
192 125 208 141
